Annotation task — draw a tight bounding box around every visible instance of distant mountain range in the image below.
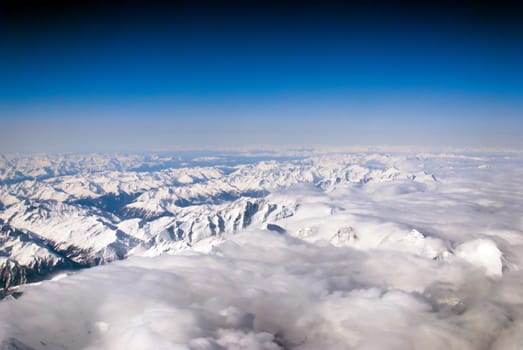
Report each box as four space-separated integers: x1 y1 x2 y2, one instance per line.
0 151 497 290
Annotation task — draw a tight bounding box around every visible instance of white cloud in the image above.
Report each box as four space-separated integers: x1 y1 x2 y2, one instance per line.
1 229 523 349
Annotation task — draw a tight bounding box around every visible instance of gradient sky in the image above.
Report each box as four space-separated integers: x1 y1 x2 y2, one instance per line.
1 1 522 152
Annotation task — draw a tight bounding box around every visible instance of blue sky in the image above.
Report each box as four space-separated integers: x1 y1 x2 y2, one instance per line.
1 2 522 152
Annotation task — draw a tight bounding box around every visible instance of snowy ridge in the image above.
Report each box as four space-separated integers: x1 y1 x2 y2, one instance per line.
0 151 520 290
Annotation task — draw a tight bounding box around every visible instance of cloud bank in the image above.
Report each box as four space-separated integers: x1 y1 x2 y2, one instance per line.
1 228 523 350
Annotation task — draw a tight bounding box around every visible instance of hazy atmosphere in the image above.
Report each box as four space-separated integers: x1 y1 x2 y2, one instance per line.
1 0 522 152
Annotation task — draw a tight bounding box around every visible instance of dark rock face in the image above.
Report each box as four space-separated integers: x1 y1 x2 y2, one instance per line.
266 224 286 234
72 192 142 218
0 338 36 350
0 259 26 290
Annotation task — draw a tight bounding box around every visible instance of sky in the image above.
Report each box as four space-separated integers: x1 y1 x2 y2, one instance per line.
1 0 522 152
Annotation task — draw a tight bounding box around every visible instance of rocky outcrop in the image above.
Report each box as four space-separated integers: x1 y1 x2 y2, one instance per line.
0 258 26 290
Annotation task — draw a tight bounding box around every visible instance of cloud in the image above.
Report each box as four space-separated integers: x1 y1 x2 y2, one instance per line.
1 229 523 350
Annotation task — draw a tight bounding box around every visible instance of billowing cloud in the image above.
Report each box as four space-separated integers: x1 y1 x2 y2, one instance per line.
1 228 523 350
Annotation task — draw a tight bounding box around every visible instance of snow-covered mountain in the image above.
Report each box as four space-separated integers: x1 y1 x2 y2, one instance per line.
0 150 519 291
0 151 442 289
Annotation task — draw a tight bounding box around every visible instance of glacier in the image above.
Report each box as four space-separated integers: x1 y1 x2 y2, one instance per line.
1 149 523 349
